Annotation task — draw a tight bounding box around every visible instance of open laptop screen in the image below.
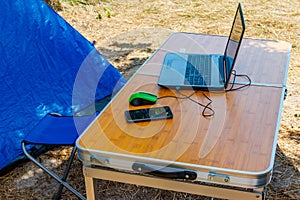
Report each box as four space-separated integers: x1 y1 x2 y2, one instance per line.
224 3 246 86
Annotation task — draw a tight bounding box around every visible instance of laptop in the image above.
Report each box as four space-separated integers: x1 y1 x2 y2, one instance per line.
158 3 246 90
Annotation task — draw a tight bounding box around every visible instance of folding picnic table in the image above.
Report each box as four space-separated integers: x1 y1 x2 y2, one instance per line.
76 33 291 200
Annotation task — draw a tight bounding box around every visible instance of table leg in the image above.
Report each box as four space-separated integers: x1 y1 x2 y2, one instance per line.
83 166 96 200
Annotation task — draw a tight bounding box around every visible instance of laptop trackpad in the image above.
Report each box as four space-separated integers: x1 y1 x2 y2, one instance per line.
159 54 187 85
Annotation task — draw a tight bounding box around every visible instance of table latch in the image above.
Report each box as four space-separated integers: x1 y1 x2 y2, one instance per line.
208 172 230 183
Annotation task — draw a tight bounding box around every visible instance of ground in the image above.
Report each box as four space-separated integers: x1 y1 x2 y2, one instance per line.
0 0 299 199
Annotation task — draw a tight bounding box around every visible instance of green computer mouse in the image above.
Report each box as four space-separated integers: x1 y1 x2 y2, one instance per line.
129 91 157 106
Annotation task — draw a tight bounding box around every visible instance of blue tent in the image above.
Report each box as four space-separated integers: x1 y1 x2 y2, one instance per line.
0 0 126 173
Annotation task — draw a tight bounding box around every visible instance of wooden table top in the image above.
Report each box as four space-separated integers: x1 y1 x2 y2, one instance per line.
77 33 291 174
139 32 290 86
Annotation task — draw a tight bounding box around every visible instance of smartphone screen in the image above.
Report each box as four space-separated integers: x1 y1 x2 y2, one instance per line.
125 106 173 123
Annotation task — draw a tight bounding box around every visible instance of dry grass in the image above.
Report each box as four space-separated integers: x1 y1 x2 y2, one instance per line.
1 0 299 199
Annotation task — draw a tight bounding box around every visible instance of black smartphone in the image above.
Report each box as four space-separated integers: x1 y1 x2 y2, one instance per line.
125 106 173 123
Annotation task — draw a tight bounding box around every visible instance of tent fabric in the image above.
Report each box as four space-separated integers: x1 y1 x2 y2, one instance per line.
0 0 126 172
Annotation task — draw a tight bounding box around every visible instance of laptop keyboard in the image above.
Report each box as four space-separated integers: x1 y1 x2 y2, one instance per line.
185 55 211 85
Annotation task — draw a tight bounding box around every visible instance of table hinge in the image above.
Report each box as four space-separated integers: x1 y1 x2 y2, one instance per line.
90 155 109 165
208 172 230 183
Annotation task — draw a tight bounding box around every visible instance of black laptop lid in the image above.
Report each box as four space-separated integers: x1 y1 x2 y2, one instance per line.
224 3 246 87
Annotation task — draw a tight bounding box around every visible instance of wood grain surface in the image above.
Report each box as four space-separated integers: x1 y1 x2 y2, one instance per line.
78 33 290 173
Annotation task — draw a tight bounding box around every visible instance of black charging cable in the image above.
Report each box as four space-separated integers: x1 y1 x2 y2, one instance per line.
177 90 215 118
226 70 251 92
158 90 215 118
157 70 251 118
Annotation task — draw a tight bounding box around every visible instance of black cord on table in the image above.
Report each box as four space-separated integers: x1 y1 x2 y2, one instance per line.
158 90 215 118
226 70 252 92
157 69 251 118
